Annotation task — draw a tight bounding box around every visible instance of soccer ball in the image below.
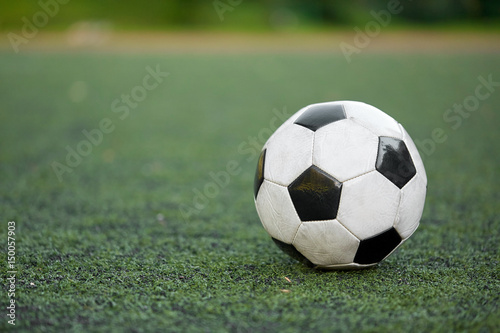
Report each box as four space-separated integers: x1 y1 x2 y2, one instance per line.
254 101 427 269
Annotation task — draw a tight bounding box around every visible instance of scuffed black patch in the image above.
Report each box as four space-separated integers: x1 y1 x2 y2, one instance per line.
254 149 266 198
288 166 342 221
376 137 416 189
294 103 346 131
354 227 402 264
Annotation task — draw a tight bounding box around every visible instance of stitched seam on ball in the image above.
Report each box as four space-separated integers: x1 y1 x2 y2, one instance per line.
298 218 360 241
291 222 301 245
393 190 404 229
403 222 420 241
348 117 380 138
263 178 287 188
335 217 361 242
342 169 376 183
350 117 403 141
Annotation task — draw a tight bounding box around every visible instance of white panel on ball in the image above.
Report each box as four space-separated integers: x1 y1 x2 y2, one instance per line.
400 124 427 185
264 106 309 148
292 220 360 267
337 171 401 240
255 180 302 244
343 101 403 139
395 175 427 239
313 119 379 182
264 123 313 186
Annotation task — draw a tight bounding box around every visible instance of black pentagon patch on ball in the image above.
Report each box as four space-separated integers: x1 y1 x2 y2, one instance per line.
288 166 342 221
354 227 402 265
376 137 417 189
254 149 266 198
294 104 346 131
272 238 314 267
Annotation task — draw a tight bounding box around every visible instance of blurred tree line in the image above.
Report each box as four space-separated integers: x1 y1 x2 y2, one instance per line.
0 0 499 30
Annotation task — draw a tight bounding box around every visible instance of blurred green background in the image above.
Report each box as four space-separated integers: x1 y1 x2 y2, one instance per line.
1 0 499 332
1 0 500 31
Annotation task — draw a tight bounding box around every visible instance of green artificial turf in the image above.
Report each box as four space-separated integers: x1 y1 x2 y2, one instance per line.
0 50 499 332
